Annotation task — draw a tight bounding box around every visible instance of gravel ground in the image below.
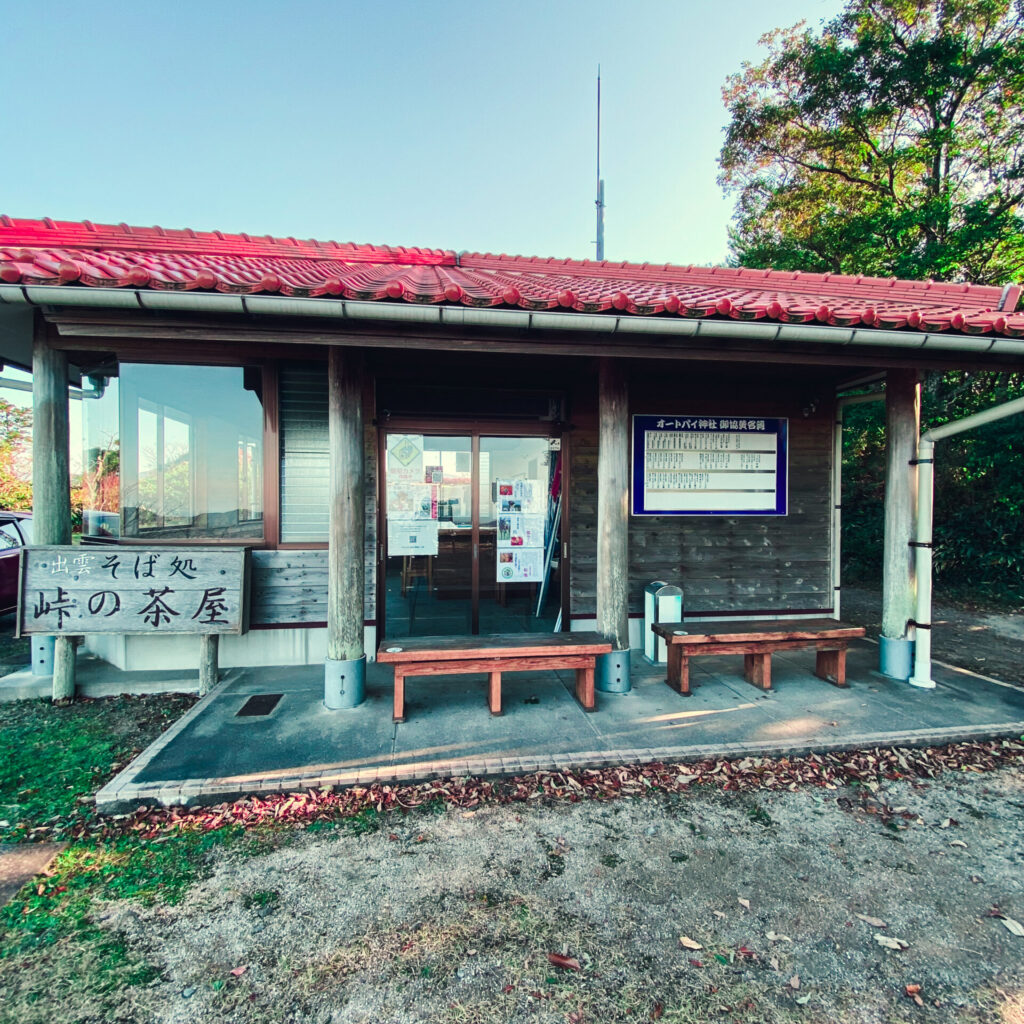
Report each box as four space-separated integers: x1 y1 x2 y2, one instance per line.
841 585 1024 686
95 767 1024 1024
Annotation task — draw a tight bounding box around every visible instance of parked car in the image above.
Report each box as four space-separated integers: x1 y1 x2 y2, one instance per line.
0 511 31 615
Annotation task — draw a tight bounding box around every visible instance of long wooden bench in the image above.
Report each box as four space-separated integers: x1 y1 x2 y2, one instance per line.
376 632 612 722
651 619 867 696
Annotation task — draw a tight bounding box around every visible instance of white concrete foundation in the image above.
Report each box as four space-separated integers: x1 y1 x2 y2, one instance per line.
84 625 378 671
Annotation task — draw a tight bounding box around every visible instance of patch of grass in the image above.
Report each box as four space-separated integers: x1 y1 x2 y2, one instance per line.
0 693 195 843
743 799 774 829
600 852 623 868
0 824 247 1024
1 827 244 955
344 805 383 836
669 850 689 863
242 888 280 909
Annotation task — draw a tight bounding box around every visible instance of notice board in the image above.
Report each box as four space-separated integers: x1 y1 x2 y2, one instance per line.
631 415 788 516
17 547 250 635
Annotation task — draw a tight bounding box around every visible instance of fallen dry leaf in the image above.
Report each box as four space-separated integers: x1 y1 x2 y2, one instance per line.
856 913 887 928
229 965 247 977
766 931 792 943
713 910 727 919
679 936 703 951
905 983 924 1006
546 952 581 971
1000 917 1024 937
795 995 811 1005
738 897 751 910
650 1001 664 1020
949 840 968 848
788 975 800 990
874 934 909 950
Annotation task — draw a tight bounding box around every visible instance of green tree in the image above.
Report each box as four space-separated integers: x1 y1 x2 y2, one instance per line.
0 397 32 512
720 0 1024 284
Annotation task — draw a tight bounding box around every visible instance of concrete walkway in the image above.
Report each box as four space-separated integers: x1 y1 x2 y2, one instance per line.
95 642 1024 812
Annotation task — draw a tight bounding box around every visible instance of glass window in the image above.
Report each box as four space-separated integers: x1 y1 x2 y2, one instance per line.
0 522 23 550
81 364 264 540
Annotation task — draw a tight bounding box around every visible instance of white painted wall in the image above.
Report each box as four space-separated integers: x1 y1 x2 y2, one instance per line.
83 625 378 671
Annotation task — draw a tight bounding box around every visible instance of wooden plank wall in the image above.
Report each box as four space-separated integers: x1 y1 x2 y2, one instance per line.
251 369 377 628
569 365 834 619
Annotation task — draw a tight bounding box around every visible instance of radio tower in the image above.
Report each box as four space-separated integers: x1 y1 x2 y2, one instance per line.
595 66 605 261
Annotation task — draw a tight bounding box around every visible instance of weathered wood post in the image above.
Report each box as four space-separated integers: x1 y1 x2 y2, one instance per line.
31 319 75 701
198 634 219 696
595 357 631 692
880 369 920 679
324 346 366 709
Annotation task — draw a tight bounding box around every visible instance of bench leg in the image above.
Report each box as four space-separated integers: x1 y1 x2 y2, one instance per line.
488 671 502 715
815 647 848 687
743 653 772 690
575 664 595 711
665 645 691 696
393 669 406 723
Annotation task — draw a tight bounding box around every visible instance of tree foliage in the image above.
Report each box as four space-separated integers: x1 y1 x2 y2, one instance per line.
720 0 1024 283
842 371 1024 602
0 397 32 513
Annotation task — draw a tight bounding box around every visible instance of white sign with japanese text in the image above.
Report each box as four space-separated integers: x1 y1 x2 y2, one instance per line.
17 547 250 635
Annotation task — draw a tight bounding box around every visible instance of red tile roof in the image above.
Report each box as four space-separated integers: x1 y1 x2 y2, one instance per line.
2 215 1022 337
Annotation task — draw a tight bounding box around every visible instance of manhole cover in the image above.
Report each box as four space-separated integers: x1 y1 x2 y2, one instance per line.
236 693 283 717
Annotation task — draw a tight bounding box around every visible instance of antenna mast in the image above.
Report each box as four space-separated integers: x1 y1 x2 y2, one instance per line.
595 65 605 261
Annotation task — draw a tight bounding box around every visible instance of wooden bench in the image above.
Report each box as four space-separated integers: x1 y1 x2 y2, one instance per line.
651 619 867 696
376 632 613 722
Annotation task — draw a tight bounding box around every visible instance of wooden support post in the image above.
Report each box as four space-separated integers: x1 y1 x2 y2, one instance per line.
393 668 406 723
199 634 219 696
596 358 629 652
488 671 502 716
743 652 772 690
575 664 596 710
32 320 74 702
882 370 920 655
327 347 365 664
815 647 848 688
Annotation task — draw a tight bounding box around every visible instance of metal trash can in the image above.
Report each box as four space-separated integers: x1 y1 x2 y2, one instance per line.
644 581 684 664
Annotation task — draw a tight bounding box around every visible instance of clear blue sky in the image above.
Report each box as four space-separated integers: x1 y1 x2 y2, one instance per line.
5 0 844 267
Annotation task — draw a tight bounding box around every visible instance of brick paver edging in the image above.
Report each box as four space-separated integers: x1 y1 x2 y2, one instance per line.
95 714 1024 814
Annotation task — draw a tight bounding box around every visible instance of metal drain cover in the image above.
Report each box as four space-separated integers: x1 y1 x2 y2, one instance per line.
236 693 283 717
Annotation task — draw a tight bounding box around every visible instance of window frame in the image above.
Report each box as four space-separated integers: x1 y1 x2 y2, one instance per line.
80 357 272 548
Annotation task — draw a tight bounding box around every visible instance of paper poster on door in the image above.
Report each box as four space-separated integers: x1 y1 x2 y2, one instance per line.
388 481 435 519
495 479 543 514
387 519 438 556
497 514 545 550
387 435 424 478
497 547 543 582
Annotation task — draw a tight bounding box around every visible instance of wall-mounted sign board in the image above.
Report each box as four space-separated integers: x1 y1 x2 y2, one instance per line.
631 415 788 516
17 546 250 635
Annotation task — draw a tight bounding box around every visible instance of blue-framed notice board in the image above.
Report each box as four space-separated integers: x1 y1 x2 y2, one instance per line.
631 415 788 516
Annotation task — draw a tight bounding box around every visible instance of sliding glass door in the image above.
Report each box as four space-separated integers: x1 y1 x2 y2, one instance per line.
382 430 562 638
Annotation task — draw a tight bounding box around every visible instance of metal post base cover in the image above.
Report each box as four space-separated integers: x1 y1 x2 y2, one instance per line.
595 649 632 693
324 655 366 710
878 635 914 682
31 636 55 676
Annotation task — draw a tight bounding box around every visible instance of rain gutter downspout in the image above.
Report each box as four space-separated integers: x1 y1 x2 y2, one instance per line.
909 394 1024 688
832 390 885 619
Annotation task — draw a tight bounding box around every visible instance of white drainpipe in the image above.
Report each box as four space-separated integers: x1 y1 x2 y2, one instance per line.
909 394 1024 688
832 390 885 619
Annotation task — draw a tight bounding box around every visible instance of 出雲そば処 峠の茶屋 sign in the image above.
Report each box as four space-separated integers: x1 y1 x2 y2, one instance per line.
17 547 249 635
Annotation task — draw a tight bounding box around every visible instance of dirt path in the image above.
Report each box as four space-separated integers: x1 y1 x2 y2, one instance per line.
57 769 1023 1024
841 585 1024 686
